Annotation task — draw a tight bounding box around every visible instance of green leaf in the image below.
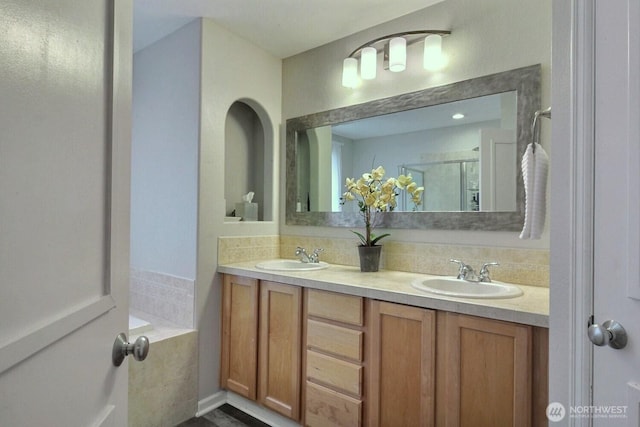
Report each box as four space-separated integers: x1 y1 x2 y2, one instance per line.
350 230 367 246
370 233 391 245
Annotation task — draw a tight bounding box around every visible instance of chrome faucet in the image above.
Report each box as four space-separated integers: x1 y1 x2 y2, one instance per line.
479 262 500 283
295 247 323 263
450 259 479 281
450 259 499 282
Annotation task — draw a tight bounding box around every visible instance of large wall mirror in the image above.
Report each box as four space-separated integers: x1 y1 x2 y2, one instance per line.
285 64 541 231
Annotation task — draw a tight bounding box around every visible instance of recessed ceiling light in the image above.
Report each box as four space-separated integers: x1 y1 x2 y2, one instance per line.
452 113 465 120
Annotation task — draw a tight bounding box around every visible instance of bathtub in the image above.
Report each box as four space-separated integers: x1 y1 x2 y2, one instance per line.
127 315 197 426
128 314 152 335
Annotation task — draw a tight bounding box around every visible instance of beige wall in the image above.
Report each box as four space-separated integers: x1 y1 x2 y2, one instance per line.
281 0 552 249
197 18 282 400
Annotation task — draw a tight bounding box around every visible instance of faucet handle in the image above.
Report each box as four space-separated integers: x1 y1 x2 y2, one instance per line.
450 259 471 279
295 246 309 262
310 248 324 263
479 262 499 282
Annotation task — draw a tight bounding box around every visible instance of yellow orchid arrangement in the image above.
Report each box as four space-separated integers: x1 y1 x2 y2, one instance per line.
342 166 424 246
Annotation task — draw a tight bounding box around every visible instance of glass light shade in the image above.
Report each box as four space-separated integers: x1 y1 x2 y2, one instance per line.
360 47 377 80
423 34 447 71
388 37 406 72
342 57 358 88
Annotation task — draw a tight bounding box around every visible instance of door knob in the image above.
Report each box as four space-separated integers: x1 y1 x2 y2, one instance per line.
112 333 150 366
587 319 627 349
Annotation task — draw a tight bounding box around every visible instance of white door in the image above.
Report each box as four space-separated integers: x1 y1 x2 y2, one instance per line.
479 128 517 211
591 0 640 424
0 1 132 426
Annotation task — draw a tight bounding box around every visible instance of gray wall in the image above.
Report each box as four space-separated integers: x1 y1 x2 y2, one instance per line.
131 20 201 280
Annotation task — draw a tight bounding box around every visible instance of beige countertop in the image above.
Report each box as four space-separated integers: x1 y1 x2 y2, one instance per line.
218 260 549 328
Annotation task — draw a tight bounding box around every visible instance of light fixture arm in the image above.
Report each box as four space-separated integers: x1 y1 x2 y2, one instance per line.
346 30 451 58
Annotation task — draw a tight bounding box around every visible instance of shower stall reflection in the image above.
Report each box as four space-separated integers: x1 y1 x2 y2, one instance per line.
399 157 480 212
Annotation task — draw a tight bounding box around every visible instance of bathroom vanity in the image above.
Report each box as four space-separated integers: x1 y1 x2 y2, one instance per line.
218 262 548 427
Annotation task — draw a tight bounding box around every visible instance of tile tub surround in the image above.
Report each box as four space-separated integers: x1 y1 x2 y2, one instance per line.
218 261 549 327
130 269 195 328
129 329 198 427
280 235 549 287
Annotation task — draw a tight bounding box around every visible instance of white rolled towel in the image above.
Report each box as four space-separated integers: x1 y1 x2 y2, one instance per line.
519 143 549 239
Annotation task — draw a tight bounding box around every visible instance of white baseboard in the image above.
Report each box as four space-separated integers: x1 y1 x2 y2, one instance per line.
196 390 226 417
197 391 301 427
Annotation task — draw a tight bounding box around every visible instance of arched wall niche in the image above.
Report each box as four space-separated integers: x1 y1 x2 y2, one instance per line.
224 98 275 221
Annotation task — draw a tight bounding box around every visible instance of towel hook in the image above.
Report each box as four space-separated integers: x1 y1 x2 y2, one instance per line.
531 107 551 152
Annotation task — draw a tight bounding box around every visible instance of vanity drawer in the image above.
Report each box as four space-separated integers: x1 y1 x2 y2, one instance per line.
306 350 362 397
307 319 363 362
307 289 363 326
305 381 362 427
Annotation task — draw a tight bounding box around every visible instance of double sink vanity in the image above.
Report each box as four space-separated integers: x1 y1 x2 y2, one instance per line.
217 63 548 426
218 258 549 427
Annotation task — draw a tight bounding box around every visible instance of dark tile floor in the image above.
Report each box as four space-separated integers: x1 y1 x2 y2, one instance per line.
177 404 271 427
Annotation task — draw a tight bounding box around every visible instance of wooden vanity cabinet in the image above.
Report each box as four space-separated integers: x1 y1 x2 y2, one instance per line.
220 275 302 421
221 274 548 427
220 274 259 400
436 312 535 427
367 300 437 427
258 281 302 420
303 289 365 427
368 303 547 427
531 326 549 427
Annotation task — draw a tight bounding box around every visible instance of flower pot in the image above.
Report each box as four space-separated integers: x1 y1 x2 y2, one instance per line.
358 245 382 272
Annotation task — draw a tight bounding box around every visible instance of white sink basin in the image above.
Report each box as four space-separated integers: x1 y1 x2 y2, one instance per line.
255 259 330 271
411 276 523 299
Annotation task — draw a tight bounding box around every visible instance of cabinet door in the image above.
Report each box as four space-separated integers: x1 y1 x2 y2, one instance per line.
220 275 259 400
368 300 436 427
437 312 532 427
259 281 303 420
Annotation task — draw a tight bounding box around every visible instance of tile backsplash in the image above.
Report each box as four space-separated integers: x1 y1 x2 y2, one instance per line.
217 235 280 264
218 235 549 287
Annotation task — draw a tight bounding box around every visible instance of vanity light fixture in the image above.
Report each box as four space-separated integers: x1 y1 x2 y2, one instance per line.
342 57 359 88
360 46 377 80
342 29 451 88
388 37 407 72
423 34 447 71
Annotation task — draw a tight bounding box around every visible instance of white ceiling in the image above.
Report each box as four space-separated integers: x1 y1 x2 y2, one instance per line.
332 93 507 140
133 0 444 57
